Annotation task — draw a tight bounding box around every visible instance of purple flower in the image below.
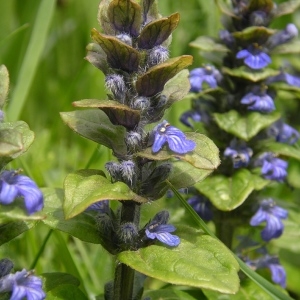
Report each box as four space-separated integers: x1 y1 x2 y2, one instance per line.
152 120 196 154
86 200 109 213
236 45 271 69
0 110 4 122
180 110 201 128
146 224 180 246
187 195 213 221
268 120 299 144
248 255 286 288
255 153 288 182
189 65 222 93
250 199 288 241
267 71 300 88
267 23 298 49
241 91 275 113
224 140 253 168
0 170 44 215
0 269 45 300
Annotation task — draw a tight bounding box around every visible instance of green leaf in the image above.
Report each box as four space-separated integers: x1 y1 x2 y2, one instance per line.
163 69 191 106
118 226 240 294
108 0 142 37
203 278 275 300
0 65 9 108
41 188 103 244
272 39 300 55
136 132 220 170
141 0 159 21
0 221 35 246
64 169 147 218
136 55 193 97
42 272 80 291
143 288 198 300
272 0 300 18
213 110 281 141
222 66 280 82
138 13 180 49
60 109 127 157
46 284 88 300
97 0 116 35
0 121 35 166
259 141 300 161
168 160 216 189
189 36 229 53
73 99 140 130
232 26 275 43
215 0 237 18
195 169 269 211
91 28 140 72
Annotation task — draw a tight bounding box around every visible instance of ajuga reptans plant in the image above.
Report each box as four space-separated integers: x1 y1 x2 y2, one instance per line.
183 0 300 294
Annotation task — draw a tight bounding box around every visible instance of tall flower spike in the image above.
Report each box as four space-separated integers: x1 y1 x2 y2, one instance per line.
0 170 44 215
152 120 196 154
250 198 288 241
236 44 271 70
0 269 45 300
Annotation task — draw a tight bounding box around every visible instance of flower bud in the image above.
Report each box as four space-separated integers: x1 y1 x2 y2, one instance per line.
267 23 298 49
120 160 136 185
118 222 138 244
105 74 126 102
148 46 169 66
131 96 151 111
249 11 268 26
125 131 142 152
0 259 13 277
116 33 132 46
105 161 122 181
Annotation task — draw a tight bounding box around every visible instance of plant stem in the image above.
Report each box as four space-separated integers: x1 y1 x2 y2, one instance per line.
113 201 141 300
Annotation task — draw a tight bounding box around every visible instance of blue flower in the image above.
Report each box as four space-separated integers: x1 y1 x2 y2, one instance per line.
241 91 275 113
224 140 253 168
152 120 196 154
189 65 222 93
146 224 180 246
0 269 45 300
0 170 44 215
249 255 286 288
268 120 299 145
250 199 288 241
267 23 298 49
86 200 109 213
255 153 288 182
236 45 271 69
187 195 213 221
266 71 300 87
180 110 201 128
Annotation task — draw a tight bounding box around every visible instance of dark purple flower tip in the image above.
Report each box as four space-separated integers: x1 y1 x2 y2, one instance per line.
187 195 213 221
236 45 271 70
105 74 126 102
131 96 150 111
86 200 109 213
0 170 44 215
180 110 201 128
224 141 253 168
0 269 45 300
241 91 275 113
152 120 196 154
105 161 121 180
268 120 300 145
189 65 221 93
116 33 132 46
145 224 180 247
119 222 138 243
120 160 136 184
255 153 288 182
267 23 298 49
250 199 288 241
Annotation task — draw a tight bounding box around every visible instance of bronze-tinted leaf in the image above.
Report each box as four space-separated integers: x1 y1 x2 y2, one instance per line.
141 0 157 22
73 99 140 130
137 13 180 49
272 0 300 18
85 43 109 73
97 0 116 35
232 26 275 45
91 28 140 72
215 0 238 18
108 0 142 37
248 0 274 13
136 55 193 97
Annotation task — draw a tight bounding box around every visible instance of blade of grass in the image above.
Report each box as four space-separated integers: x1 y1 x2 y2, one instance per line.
7 0 56 121
167 180 293 300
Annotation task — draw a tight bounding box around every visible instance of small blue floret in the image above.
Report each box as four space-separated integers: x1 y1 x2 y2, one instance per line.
146 224 180 247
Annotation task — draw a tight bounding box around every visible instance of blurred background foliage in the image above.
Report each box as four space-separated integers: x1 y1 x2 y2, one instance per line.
0 0 299 298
